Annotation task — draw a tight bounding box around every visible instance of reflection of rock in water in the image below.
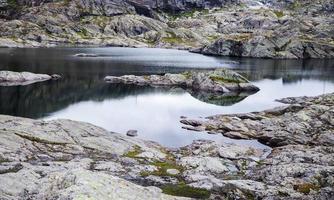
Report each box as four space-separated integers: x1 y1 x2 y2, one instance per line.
0 80 183 119
0 77 256 119
189 90 254 106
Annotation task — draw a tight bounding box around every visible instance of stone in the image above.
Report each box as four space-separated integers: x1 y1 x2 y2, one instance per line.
166 169 180 175
127 130 138 137
74 53 99 57
51 74 62 80
0 71 55 86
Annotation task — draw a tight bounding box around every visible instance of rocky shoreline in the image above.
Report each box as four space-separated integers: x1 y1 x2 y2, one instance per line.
0 0 333 59
0 92 333 199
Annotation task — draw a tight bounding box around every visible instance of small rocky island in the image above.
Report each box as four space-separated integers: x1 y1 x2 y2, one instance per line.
0 93 333 199
105 69 260 94
0 71 61 86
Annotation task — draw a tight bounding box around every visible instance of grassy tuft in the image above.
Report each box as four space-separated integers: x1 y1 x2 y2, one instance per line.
273 10 284 18
162 183 211 199
294 183 320 194
123 145 143 158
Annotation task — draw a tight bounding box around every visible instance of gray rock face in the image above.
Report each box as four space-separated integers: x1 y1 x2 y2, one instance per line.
0 71 61 86
105 69 260 94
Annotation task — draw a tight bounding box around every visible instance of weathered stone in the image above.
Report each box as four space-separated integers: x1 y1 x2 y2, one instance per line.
127 130 138 137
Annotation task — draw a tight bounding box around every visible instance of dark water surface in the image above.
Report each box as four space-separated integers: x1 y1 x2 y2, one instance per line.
0 47 333 148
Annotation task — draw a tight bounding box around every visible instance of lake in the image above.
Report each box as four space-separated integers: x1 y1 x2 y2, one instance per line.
0 47 333 148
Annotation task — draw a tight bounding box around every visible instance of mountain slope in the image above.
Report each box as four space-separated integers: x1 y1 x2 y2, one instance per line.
0 0 333 59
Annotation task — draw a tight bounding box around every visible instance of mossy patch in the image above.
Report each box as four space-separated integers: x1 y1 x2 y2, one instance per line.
161 36 184 44
141 159 183 177
294 183 320 194
273 10 284 18
209 75 242 84
162 183 211 199
181 71 192 79
7 0 18 9
123 145 143 158
14 132 68 145
76 28 90 39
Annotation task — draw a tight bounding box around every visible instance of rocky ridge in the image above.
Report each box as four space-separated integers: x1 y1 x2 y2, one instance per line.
0 0 333 58
0 93 333 199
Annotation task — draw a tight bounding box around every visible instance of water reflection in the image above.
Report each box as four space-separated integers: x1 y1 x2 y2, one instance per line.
0 47 333 147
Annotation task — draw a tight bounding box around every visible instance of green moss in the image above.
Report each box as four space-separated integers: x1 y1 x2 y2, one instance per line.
123 145 143 158
255 160 266 167
289 1 301 10
273 10 284 18
77 28 90 39
14 132 68 145
7 0 18 9
209 75 243 84
141 159 183 177
162 183 211 199
181 71 192 79
63 0 72 6
0 156 9 163
294 183 320 194
207 35 220 42
161 36 184 44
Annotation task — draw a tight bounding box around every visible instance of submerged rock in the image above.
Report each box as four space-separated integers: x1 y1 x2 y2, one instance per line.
74 53 99 57
0 71 61 86
105 69 260 94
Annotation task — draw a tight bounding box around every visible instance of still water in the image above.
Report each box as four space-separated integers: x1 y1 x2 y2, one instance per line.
0 47 333 147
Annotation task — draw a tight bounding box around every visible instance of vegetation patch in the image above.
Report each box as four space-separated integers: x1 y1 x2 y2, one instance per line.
209 75 242 84
140 159 183 177
7 0 18 9
161 36 184 44
273 10 284 18
14 132 68 145
77 28 90 39
181 71 192 79
123 145 143 158
294 183 320 194
162 183 211 199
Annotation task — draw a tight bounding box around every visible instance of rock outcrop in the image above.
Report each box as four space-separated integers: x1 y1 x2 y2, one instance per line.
105 69 260 94
0 71 61 86
0 93 333 199
0 0 333 58
179 93 334 199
